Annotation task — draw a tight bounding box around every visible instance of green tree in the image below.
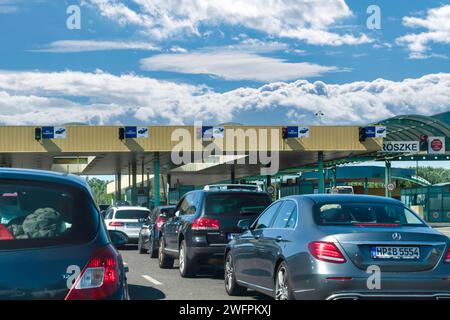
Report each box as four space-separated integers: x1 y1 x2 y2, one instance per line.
411 166 450 185
86 177 113 205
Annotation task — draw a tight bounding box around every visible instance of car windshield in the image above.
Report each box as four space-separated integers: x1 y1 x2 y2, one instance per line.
205 193 271 216
115 210 149 219
0 180 97 250
314 202 425 226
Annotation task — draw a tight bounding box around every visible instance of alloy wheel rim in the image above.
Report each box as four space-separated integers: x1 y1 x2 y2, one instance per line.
159 239 164 262
179 245 185 272
276 267 288 300
225 256 233 290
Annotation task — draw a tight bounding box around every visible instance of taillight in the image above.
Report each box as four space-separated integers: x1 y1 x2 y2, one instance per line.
445 247 450 264
192 217 220 231
65 245 121 300
308 241 346 264
156 216 166 231
0 224 13 240
109 221 124 227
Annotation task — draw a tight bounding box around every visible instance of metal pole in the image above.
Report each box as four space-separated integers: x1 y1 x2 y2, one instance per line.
231 165 236 184
364 177 369 195
154 153 160 208
385 160 391 197
318 151 325 194
332 167 337 189
266 175 271 191
131 161 137 205
116 168 122 202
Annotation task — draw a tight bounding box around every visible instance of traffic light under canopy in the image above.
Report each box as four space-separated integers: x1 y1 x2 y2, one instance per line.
119 127 125 140
358 127 366 142
419 135 429 151
34 127 42 141
282 127 288 140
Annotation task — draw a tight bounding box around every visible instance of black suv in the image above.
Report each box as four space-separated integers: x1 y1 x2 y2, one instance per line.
158 185 271 277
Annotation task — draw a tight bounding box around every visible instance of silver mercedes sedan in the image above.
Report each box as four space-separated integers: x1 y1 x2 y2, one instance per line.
224 194 450 300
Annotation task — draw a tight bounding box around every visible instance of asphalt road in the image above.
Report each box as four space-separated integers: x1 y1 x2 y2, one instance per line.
119 245 268 300
121 227 449 300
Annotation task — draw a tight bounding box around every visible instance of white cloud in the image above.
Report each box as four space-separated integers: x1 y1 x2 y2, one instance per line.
396 5 450 59
0 70 448 126
140 49 338 82
34 40 159 53
88 0 372 46
169 46 187 53
0 0 17 13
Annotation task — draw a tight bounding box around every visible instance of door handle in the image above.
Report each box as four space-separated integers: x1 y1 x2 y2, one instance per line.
254 234 261 239
275 236 283 242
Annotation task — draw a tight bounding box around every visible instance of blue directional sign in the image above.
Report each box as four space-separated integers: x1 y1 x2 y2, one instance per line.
202 126 214 140
287 126 299 138
125 126 137 139
365 126 377 138
42 126 55 139
365 126 386 138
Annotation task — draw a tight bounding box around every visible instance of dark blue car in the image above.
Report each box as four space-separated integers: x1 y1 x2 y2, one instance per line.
0 168 129 300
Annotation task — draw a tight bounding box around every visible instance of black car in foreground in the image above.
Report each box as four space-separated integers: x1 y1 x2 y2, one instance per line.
0 168 129 300
158 185 271 278
138 205 176 257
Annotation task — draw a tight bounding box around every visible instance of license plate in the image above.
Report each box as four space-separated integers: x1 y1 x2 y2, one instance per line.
126 223 141 228
371 246 420 260
228 233 240 241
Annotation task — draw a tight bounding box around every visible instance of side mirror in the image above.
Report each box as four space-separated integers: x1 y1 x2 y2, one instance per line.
109 230 129 247
237 219 251 231
175 210 181 218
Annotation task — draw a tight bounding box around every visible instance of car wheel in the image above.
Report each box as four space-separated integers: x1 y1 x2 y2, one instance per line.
148 236 158 258
224 251 247 296
138 237 146 254
158 237 174 268
275 262 295 300
179 240 197 278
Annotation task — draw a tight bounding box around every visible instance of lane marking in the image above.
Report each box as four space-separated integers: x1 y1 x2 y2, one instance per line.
142 275 163 286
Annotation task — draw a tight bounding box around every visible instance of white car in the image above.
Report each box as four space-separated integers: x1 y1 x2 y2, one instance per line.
104 206 151 244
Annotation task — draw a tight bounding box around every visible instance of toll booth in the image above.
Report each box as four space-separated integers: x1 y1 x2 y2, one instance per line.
401 183 450 222
168 185 196 205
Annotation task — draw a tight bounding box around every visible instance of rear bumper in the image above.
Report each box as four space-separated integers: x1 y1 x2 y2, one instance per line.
188 245 227 264
292 276 450 300
326 292 450 300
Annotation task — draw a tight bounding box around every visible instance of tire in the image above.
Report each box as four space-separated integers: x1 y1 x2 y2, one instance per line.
224 251 247 296
138 237 146 254
148 236 158 258
274 262 295 300
158 237 174 268
179 240 197 278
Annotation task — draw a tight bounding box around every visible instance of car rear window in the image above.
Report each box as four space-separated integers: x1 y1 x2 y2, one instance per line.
205 193 271 216
160 208 175 216
115 210 149 219
314 202 425 226
0 179 98 250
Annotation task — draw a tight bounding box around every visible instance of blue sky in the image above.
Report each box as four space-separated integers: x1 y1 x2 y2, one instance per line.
0 0 449 127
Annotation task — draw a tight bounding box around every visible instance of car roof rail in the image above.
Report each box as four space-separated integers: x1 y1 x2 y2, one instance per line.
203 184 262 192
